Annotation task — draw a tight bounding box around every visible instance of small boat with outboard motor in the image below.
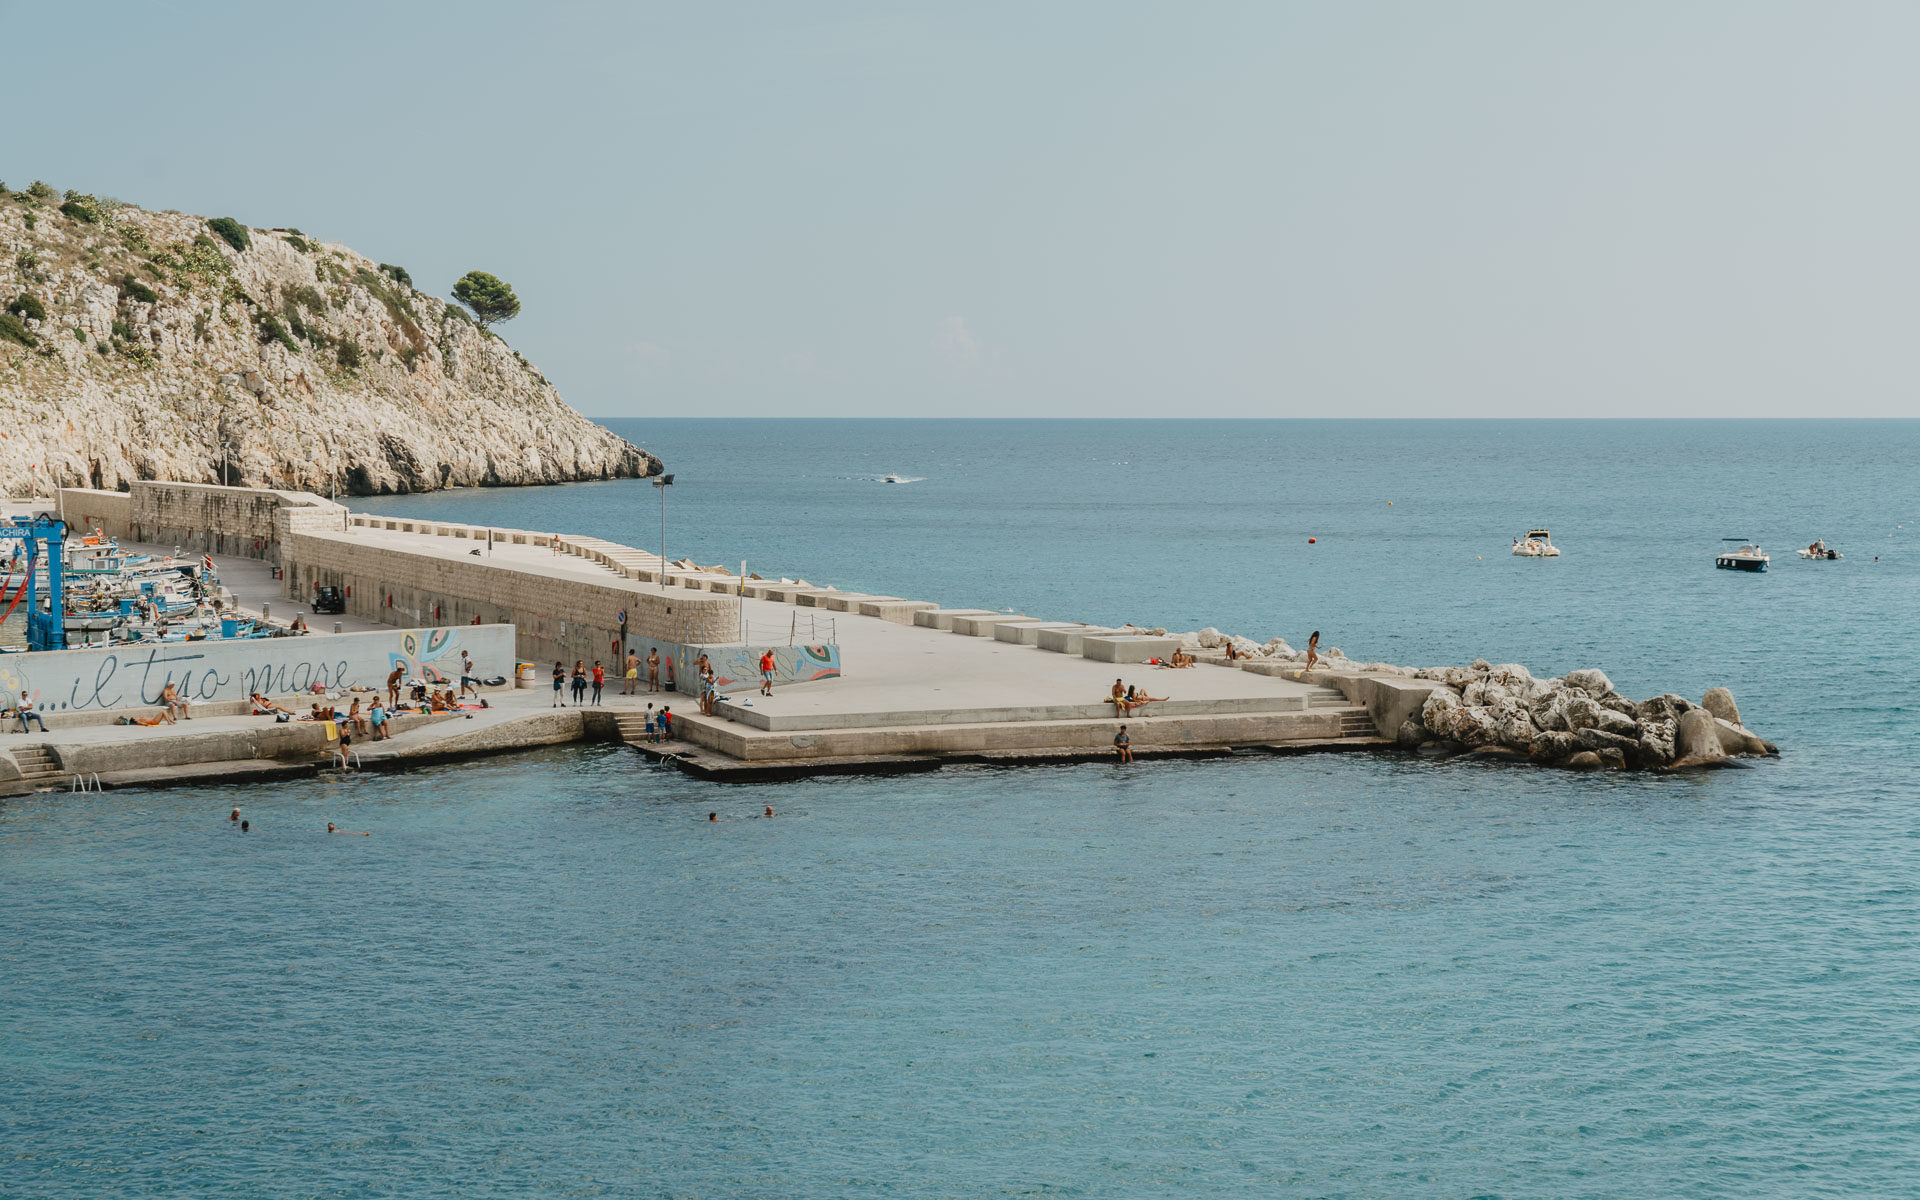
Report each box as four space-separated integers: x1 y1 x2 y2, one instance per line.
1796 539 1843 560
1715 540 1770 571
1512 529 1560 557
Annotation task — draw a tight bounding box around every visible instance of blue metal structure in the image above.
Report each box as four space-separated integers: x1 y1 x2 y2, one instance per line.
1 516 67 652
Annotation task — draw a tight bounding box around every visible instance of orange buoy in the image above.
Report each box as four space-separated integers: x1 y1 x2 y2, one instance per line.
1308 537 1317 544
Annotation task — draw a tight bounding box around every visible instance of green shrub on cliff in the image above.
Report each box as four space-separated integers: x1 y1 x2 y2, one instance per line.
60 194 102 224
25 180 55 200
336 339 363 369
379 263 412 287
7 293 44 321
122 277 158 304
0 312 35 348
207 216 250 252
452 270 520 329
258 313 299 353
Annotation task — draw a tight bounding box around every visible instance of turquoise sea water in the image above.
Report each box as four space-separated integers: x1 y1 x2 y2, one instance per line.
5 420 1918 1196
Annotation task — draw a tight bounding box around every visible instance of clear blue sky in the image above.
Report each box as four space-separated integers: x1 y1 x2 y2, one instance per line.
7 1 1915 417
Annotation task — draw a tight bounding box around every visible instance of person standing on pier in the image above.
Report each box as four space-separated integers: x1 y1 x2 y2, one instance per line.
590 661 605 706
386 665 404 710
647 648 660 693
624 650 640 695
1305 631 1322 672
552 661 567 707
571 661 588 705
759 650 776 697
458 651 477 699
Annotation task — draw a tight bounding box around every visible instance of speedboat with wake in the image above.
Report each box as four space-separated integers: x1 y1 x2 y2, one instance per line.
1715 540 1770 571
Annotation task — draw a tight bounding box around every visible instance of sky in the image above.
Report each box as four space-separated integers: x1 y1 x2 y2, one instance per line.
6 1 1917 418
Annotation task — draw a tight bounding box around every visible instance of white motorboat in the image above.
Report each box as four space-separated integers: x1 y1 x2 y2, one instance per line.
1512 529 1560 557
1716 540 1770 571
881 473 905 484
1796 540 1843 560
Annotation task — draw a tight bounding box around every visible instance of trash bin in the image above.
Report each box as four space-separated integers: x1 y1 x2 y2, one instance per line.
515 662 536 689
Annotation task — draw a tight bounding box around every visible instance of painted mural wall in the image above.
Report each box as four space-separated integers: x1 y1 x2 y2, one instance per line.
688 643 841 692
0 625 516 714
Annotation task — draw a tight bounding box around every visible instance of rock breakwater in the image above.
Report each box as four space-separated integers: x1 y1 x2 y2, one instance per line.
0 185 654 494
1130 626 1777 771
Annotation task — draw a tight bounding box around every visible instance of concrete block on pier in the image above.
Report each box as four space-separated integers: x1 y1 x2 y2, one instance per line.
822 593 891 612
1035 626 1119 654
858 600 938 624
796 591 839 608
765 586 828 604
913 608 998 631
743 583 782 599
950 614 1031 637
1237 659 1300 676
993 621 1085 646
1081 635 1181 663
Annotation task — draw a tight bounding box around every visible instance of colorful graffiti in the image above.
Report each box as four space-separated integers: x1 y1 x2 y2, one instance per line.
705 643 841 690
390 627 462 683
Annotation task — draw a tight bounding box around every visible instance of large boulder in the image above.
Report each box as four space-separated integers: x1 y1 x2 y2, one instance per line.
1499 712 1539 751
1563 668 1613 696
1636 694 1693 724
1565 751 1604 771
1487 663 1535 692
1564 695 1603 732
1454 707 1504 748
1637 717 1677 767
1395 719 1429 748
1672 708 1729 767
1528 688 1571 731
1593 708 1640 739
1575 727 1640 756
1196 627 1225 649
1702 687 1742 726
1599 692 1639 716
1529 730 1580 762
1421 688 1464 738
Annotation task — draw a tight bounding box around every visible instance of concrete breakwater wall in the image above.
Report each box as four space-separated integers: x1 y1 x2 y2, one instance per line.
60 482 345 562
1 624 514 714
280 526 761 680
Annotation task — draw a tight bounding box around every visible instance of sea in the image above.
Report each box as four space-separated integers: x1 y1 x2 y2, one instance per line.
4 419 1916 1197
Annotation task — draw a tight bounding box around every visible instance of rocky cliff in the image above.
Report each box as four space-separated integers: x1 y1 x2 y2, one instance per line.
0 184 656 495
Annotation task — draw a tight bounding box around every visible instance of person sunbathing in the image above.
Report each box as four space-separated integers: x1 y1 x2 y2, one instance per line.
429 691 453 713
251 692 294 715
1129 687 1169 708
127 709 174 726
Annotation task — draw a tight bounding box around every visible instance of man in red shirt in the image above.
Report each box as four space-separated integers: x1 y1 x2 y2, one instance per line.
759 650 776 696
590 661 605 706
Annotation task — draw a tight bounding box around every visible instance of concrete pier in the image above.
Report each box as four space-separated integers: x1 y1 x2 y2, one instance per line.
9 483 1397 789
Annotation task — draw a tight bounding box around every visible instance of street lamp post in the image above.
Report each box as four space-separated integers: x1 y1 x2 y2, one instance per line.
652 474 675 592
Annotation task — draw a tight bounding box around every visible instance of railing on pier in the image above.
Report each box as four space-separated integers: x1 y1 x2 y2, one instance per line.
742 615 836 646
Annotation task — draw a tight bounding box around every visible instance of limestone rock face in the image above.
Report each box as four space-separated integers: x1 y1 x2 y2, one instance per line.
0 194 656 494
1702 687 1742 726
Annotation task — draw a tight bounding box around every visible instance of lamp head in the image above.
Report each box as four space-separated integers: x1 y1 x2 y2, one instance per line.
654 473 675 487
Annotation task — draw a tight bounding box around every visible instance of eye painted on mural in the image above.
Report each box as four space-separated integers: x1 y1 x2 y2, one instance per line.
425 629 452 656
401 632 420 659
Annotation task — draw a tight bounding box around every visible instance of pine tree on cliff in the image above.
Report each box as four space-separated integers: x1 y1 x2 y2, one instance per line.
452 271 521 329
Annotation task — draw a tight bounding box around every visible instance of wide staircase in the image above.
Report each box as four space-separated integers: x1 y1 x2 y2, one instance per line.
11 745 66 791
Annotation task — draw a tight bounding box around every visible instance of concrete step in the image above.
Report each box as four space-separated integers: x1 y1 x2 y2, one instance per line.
715 692 1318 732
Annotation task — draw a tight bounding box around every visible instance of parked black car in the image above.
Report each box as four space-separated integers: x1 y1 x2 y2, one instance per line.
312 585 346 615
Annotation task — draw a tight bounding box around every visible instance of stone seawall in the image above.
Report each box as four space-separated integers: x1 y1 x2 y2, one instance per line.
282 528 740 667
60 481 344 563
